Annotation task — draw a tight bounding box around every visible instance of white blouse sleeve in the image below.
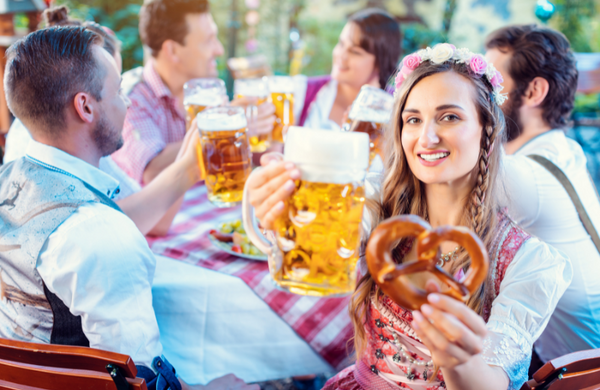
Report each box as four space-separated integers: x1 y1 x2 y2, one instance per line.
482 237 572 390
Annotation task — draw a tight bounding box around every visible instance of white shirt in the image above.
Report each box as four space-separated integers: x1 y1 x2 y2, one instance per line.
27 140 163 370
4 119 141 200
503 130 600 362
302 79 342 131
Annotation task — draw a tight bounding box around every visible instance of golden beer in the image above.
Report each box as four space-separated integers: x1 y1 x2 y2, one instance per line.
345 85 393 165
197 107 252 208
183 78 227 131
346 119 385 163
273 180 366 296
234 78 271 153
268 76 295 143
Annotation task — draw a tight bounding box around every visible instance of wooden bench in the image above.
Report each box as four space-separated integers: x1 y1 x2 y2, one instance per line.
0 338 147 390
521 349 600 390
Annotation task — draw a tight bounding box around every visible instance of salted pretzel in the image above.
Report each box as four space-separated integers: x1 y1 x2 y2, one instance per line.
366 215 489 311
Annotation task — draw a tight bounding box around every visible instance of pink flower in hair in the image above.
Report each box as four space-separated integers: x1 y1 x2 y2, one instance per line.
469 54 487 75
402 54 421 70
394 73 405 89
490 70 504 88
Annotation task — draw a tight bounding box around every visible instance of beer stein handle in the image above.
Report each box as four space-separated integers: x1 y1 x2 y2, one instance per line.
242 169 273 256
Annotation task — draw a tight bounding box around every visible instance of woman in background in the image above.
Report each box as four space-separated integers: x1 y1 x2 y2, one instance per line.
295 8 402 130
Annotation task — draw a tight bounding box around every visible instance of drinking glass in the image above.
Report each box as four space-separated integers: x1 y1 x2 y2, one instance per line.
243 126 370 296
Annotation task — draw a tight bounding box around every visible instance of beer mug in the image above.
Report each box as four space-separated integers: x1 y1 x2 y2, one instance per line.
268 76 294 143
184 78 227 131
197 107 252 208
242 127 370 296
343 85 394 164
234 77 271 153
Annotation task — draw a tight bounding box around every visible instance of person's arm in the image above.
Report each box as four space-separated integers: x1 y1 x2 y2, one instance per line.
142 141 183 185
411 237 572 390
117 126 201 236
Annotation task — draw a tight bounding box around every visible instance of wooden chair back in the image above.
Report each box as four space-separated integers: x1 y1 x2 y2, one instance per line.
521 349 600 390
0 338 147 390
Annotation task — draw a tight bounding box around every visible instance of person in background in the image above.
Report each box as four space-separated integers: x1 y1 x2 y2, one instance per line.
485 25 600 372
295 8 401 130
3 6 198 236
112 0 275 186
0 26 256 390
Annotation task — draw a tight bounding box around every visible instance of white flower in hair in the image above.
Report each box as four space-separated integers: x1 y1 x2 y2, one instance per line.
418 47 432 62
486 65 499 84
430 43 455 64
493 90 508 105
454 48 471 64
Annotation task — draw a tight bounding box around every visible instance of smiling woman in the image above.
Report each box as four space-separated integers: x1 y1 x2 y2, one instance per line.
297 8 402 131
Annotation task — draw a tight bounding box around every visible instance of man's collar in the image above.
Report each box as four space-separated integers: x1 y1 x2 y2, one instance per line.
25 140 121 199
513 129 563 156
143 61 173 99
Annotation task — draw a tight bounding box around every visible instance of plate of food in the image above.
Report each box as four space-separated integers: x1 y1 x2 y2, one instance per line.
208 219 268 261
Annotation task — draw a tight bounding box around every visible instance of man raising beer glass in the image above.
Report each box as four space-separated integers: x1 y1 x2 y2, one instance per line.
112 0 276 186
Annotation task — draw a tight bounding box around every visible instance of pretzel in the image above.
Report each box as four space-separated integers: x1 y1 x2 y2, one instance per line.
366 215 489 311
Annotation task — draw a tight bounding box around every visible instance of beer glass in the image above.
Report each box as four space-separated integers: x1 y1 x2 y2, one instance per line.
268 76 294 143
242 127 370 296
234 77 271 153
343 85 394 164
184 78 227 132
197 107 252 208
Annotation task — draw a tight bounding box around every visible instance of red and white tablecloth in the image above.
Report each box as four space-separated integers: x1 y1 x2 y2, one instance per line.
147 184 354 370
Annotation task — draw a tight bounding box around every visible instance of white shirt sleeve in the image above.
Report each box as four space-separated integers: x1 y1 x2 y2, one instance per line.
501 155 541 229
37 202 163 369
482 237 572 390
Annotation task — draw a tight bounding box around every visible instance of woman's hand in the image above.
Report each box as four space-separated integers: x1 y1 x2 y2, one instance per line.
411 290 488 370
246 152 300 229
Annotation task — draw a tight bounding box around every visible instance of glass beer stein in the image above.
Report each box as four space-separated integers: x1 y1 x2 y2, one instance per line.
268 76 294 143
197 107 252 208
183 78 227 131
242 127 370 296
343 85 394 164
234 77 271 153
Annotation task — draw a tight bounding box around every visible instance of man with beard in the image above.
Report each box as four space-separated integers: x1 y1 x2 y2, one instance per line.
0 27 256 390
486 25 600 373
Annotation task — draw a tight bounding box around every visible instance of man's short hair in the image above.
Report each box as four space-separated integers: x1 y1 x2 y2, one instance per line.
4 26 105 134
139 0 210 57
485 24 578 130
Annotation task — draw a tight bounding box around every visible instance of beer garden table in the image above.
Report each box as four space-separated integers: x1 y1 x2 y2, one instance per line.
149 183 354 384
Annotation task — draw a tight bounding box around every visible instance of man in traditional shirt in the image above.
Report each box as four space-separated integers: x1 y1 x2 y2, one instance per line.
486 25 600 370
112 0 275 185
0 26 256 390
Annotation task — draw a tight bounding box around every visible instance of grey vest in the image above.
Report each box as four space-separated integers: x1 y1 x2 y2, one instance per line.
0 157 122 346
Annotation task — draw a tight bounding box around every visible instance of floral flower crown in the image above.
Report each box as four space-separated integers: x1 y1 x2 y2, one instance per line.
394 43 507 106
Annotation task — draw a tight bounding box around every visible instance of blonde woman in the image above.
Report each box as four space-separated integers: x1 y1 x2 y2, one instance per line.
245 44 572 390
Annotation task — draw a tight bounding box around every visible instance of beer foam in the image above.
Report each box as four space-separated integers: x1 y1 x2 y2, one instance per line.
285 127 369 184
349 86 394 123
184 91 222 107
268 76 294 93
197 109 247 131
348 106 392 124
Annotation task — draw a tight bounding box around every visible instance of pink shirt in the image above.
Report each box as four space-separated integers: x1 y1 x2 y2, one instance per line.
112 62 186 184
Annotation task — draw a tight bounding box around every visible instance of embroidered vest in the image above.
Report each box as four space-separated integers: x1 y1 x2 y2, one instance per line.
0 157 122 346
361 213 531 390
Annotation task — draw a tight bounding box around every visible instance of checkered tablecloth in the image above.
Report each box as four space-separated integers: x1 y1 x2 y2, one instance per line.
147 184 354 370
